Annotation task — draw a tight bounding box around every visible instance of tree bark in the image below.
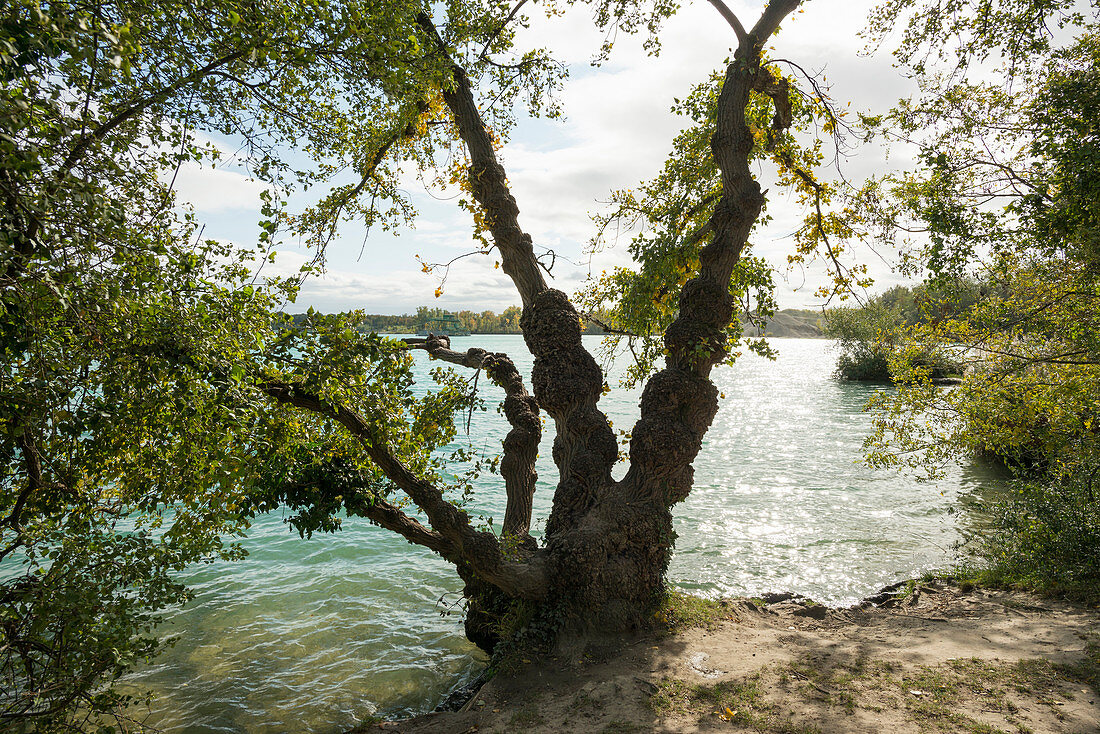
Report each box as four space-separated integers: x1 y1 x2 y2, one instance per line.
405 335 540 543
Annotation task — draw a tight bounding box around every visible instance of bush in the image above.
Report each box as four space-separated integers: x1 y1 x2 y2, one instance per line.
825 302 961 382
825 302 899 381
973 472 1100 602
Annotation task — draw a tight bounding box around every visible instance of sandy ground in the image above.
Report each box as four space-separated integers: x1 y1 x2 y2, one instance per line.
362 582 1099 733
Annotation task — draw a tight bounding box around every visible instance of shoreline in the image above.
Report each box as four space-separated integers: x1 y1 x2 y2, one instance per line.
357 580 1099 733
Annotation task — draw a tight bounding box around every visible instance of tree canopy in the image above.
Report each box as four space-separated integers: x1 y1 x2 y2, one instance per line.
846 1 1100 476
0 0 547 724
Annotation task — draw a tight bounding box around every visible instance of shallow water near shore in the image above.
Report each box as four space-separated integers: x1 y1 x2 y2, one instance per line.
125 336 1006 732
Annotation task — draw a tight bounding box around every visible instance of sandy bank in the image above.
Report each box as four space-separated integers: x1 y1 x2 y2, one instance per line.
360 582 1099 733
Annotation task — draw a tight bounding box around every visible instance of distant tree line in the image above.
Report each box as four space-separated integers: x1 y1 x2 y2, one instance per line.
851 281 992 326
287 305 601 334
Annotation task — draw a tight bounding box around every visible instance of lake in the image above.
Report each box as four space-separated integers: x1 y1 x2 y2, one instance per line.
126 336 1003 732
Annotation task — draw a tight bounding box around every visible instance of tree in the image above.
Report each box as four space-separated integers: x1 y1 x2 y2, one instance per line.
1 0 830 726
847 2 1100 594
576 40 860 384
251 0 819 650
852 1 1100 474
0 0 529 726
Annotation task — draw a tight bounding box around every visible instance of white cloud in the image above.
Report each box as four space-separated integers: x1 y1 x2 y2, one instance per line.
493 0 919 309
264 248 524 314
170 162 268 214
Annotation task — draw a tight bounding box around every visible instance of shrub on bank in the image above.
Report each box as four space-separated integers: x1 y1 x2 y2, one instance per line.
825 303 962 382
972 472 1100 603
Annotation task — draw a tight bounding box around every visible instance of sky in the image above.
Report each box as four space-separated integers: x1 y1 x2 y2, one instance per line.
171 0 920 315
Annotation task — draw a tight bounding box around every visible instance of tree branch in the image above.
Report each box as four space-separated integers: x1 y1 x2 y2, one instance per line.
317 101 427 248
578 314 641 338
405 335 541 541
706 0 747 41
750 0 801 42
259 378 548 599
416 12 548 306
4 430 43 531
58 48 249 180
363 495 461 559
627 0 801 506
477 0 531 62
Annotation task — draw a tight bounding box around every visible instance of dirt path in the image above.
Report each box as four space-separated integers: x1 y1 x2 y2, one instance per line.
364 582 1099 733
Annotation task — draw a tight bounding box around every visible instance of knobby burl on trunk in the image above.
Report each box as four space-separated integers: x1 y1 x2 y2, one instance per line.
272 0 801 651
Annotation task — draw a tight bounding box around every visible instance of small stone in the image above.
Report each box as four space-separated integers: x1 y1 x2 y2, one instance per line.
791 604 828 620
761 592 796 604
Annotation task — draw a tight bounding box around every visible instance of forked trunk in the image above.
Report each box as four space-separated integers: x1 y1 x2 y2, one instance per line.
411 0 801 651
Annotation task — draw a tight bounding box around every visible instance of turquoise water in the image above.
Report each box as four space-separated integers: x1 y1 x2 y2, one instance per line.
126 336 1002 732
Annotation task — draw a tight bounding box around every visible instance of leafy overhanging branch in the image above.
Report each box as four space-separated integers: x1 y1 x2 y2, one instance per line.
0 0 566 723
852 4 1100 489
258 377 548 600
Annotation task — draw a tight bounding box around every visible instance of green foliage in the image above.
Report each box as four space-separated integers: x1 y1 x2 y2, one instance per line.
866 264 1100 480
0 0 560 726
242 314 481 539
654 589 736 633
1024 33 1100 267
856 2 1100 599
971 474 1100 603
824 286 964 382
0 524 219 730
864 0 1089 78
825 301 899 381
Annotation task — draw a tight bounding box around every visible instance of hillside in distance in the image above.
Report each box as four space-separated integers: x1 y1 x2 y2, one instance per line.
741 309 824 338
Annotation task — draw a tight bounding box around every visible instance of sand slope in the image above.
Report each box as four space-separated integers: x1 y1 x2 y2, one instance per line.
366 582 1099 733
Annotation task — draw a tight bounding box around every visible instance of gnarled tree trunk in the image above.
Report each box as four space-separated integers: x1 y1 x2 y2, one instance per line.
278 0 803 654
420 0 801 645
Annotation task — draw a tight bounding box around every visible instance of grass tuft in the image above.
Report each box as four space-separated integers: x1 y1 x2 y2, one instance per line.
654 589 736 633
